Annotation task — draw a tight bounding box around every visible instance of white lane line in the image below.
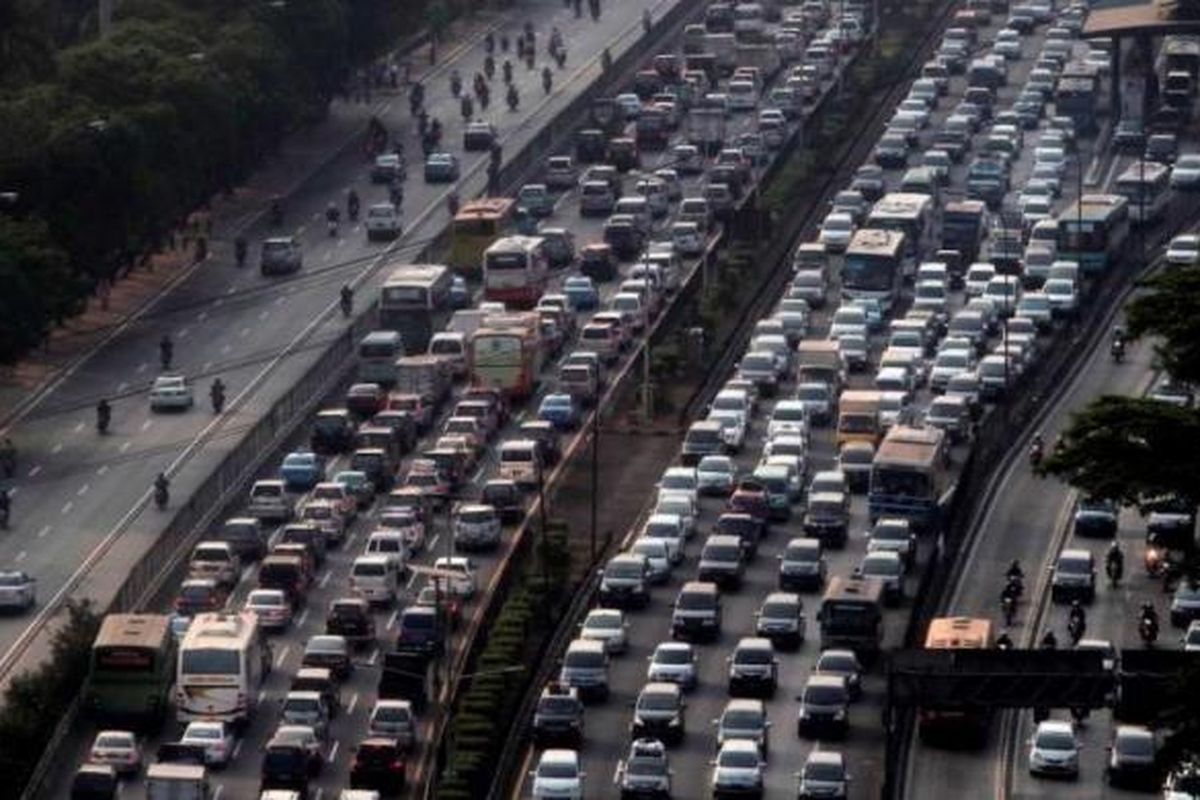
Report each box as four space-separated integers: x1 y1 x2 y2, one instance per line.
15 551 26 563
314 790 323 800
51 443 63 454
203 362 212 373
96 465 108 476
367 647 379 666
27 465 41 478
324 251 333 263
221 344 232 354
328 741 340 763
275 644 290 668
257 689 266 705
119 442 131 453
318 570 331 588
387 609 400 629
73 421 84 434
347 692 359 715
117 382 128 392
212 786 223 800
296 608 309 626
239 328 250 338
405 571 418 589
274 296 286 306
258 310 269 321
428 533 440 552
213 297 224 307
141 419 152 431
178 327 190 339
61 501 73 515
6 487 15 498
37 526 50 539
198 311 208 322
136 363 148 374
225 286 236 296
232 739 243 760
77 483 90 496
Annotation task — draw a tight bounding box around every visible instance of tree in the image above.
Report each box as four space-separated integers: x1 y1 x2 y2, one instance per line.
1041 396 1200 508
0 216 79 363
1126 265 1200 385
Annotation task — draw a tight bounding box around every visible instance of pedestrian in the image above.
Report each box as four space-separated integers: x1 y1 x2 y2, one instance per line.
195 235 208 263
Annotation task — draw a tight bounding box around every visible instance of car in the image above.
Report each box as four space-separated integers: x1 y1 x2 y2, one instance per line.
302 634 352 680
562 276 599 311
630 681 687 745
367 699 416 751
814 648 862 701
1074 496 1118 537
280 451 326 491
1170 154 1200 190
1184 620 1200 652
532 748 585 800
580 608 629 654
867 517 916 568
1106 724 1158 789
1114 118 1145 152
693 455 735 496
1028 719 1079 778
798 674 850 739
533 683 585 747
89 730 142 776
364 202 401 240
326 596 376 647
348 737 407 795
779 537 827 591
0 569 36 611
857 551 905 604
178 720 235 767
1167 234 1200 266
646 641 698 690
1150 377 1194 407
371 153 404 183
70 764 118 798
1051 548 1096 603
1146 133 1179 164
798 750 850 800
710 739 765 798
1171 581 1200 627
149 374 194 411
617 738 673 798
818 211 855 253
538 393 579 430
280 691 332 742
260 236 303 275
173 578 228 615
423 152 460 182
754 592 805 650
244 588 294 631
1163 762 1200 798
462 119 497 150
727 637 778 698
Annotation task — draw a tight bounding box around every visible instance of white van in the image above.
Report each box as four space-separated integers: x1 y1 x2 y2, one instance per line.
188 542 241 588
498 439 541 487
349 555 401 605
672 221 705 257
728 79 759 111
365 530 409 567
428 332 468 377
145 763 208 800
433 556 478 598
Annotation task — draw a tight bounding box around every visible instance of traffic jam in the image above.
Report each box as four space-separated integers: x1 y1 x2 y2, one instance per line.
63 0 864 798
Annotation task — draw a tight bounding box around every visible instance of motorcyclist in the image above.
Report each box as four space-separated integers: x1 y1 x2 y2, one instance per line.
153 473 169 508
1111 326 1126 361
1039 629 1057 650
410 80 425 110
601 47 612 72
210 378 226 414
270 196 283 226
450 68 463 97
461 94 474 121
1140 602 1158 628
507 83 519 111
1000 585 1017 625
326 202 340 237
995 631 1014 650
1067 600 1086 642
234 236 248 268
485 32 495 54
502 59 514 84
484 54 495 80
340 284 354 318
1140 602 1159 644
347 189 360 221
389 179 404 208
447 191 461 217
159 334 174 371
0 487 10 528
1005 559 1024 583
542 66 553 94
96 399 112 434
1106 540 1124 585
1030 432 1044 466
0 438 15 479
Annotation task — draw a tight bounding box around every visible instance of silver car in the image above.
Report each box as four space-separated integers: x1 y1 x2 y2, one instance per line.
646 642 698 690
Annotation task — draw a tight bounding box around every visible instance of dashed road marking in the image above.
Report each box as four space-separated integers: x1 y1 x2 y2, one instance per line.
367 647 379 666
141 419 152 431
347 692 358 715
198 311 208 322
178 327 190 339
117 382 128 392
51 443 63 454
212 786 223 800
387 609 400 629
318 570 331 588
15 551 26 563
73 421 84 434
297 608 309 626
137 363 148 373
275 644 290 668
258 310 269 321
28 465 41 478
222 344 232 354
77 483 89 496
239 328 250 338
37 526 50 539
203 362 212 373
328 741 340 763
119 442 131 453
97 465 108 475
61 501 73 515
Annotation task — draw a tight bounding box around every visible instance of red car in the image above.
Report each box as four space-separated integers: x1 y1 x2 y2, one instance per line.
346 383 385 418
727 480 771 523
349 737 406 795
174 578 230 615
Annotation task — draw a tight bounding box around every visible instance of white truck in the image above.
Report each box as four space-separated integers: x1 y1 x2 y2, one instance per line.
146 763 209 800
686 107 727 156
394 354 452 406
705 32 738 75
736 42 782 80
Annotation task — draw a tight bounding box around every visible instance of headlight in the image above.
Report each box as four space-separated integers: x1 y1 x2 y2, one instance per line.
834 709 847 720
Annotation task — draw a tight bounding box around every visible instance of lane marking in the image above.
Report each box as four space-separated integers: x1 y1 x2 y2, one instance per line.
296 608 309 626
257 688 266 704
239 328 250 338
428 533 440 552
27 465 41 478
37 526 50 539
77 484 90 496
232 739 243 760
387 609 400 629
178 327 190 339
328 741 340 763
73 422 84 434
96 465 108 476
222 344 232 354
198 311 208 322
274 296 286 306
203 362 213 373
117 382 128 392
275 644 290 668
318 570 331 588
367 646 379 666
61 501 73 515
15 551 26 563
347 692 358 714
258 310 269 321
212 786 223 800
51 443 63 454
141 420 152 431
119 442 131 453
225 286 236 296
136 363 148 373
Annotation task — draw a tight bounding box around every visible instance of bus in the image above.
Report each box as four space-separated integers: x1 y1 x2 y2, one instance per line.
866 192 934 271
469 312 544 399
483 235 549 309
918 616 994 745
450 197 514 276
818 576 884 660
941 200 988 266
378 263 454 353
176 613 268 726
1161 35 1200 82
88 614 175 727
1056 193 1130 274
1114 162 1171 226
358 330 404 385
842 229 906 312
868 425 949 532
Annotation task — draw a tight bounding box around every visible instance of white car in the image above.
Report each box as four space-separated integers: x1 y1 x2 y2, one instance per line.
646 641 698 689
1028 719 1079 778
615 93 642 119
149 374 194 410
767 400 810 440
0 569 36 610
707 408 747 451
579 608 629 654
818 211 855 253
243 588 293 630
1166 234 1200 266
710 740 765 797
364 202 402 240
1170 154 1200 190
1183 620 1200 652
696 455 738 496
89 730 142 776
532 749 585 800
1043 278 1078 315
180 720 236 767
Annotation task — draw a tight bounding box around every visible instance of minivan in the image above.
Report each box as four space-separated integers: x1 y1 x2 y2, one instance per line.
219 516 268 561
559 639 610 702
671 581 722 642
598 553 651 609
188 541 241 588
350 555 401 605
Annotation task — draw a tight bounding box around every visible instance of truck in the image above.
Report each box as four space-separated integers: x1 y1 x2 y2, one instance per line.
941 200 987 267
469 312 544 399
796 340 845 390
704 32 738 75
686 107 727 156
380 651 435 713
394 355 452 407
735 42 782 80
145 763 209 800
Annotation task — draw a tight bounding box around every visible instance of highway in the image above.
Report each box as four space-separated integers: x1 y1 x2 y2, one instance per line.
40 2 818 798
507 3 1131 800
0 0 678 687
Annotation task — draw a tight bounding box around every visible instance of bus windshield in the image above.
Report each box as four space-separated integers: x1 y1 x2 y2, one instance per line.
181 648 240 676
843 252 896 291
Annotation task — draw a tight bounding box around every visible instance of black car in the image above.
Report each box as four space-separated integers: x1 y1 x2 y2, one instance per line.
349 738 407 796
70 765 118 800
1073 497 1118 538
326 597 377 648
630 682 686 745
261 744 312 798
311 409 356 455
716 512 765 559
533 683 585 747
481 479 525 524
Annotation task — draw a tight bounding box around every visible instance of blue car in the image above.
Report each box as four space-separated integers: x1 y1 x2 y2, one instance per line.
424 152 460 183
280 451 326 490
538 393 580 431
562 276 599 311
449 275 471 309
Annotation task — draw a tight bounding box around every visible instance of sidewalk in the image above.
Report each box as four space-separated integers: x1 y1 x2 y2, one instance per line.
0 11 501 425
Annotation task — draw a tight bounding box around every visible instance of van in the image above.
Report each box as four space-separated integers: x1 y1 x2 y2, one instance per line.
144 763 208 800
365 530 409 567
452 504 502 551
968 57 1004 89
580 321 622 364
427 332 468 378
350 555 401 605
559 639 610 702
559 363 599 407
188 542 241 588
613 197 651 233
218 516 267 561
258 554 311 607
498 439 542 487
671 581 722 642
682 420 727 465
248 480 293 524
678 197 712 230
580 181 617 216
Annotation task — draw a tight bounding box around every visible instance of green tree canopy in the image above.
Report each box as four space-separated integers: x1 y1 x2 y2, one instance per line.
1127 265 1200 385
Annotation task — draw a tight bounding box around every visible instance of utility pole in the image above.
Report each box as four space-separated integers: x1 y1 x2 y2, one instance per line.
589 409 598 563
536 457 550 627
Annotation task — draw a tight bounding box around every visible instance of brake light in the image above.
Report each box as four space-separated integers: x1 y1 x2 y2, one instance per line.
391 759 406 772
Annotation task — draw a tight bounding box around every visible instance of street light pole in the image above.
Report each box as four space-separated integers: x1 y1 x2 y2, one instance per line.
589 408 598 563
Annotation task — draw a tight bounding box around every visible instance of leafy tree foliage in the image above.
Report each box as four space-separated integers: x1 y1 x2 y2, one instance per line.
1127 265 1200 385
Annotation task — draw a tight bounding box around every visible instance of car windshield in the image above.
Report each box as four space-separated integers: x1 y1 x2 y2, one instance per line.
720 749 760 769
654 647 690 664
677 592 714 610
539 696 577 715
774 406 806 421
785 543 817 561
1118 734 1154 756
704 543 741 561
805 684 845 704
186 727 220 740
762 601 797 618
627 758 665 776
608 560 644 579
1037 730 1076 750
586 613 621 629
805 762 845 781
735 647 772 664
639 692 678 711
1057 557 1090 575
723 709 763 729
539 762 579 779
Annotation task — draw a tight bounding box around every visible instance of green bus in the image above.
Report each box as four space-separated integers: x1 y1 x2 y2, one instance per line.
88 613 175 728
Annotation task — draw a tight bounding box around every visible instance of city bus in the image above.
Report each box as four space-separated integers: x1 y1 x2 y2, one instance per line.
868 425 949 532
818 576 885 660
469 312 544 399
358 330 404 385
1056 193 1130 274
450 197 514 276
866 192 934 272
175 613 268 726
88 614 175 727
483 235 550 309
918 616 994 745
1114 162 1171 226
378 263 454 353
842 229 907 312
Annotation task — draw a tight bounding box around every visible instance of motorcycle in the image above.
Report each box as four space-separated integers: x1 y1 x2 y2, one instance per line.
1001 594 1017 626
153 479 169 510
450 71 462 98
1139 614 1159 647
1106 551 1124 587
1067 615 1086 645
159 338 173 371
1145 543 1167 577
507 85 519 111
210 382 226 415
270 197 284 227
340 286 354 318
348 193 360 222
1005 573 1024 601
1111 337 1125 363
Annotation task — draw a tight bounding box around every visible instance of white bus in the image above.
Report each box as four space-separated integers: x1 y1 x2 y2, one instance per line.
1114 162 1171 225
843 229 907 312
176 613 268 726
378 263 454 352
866 192 934 272
484 235 549 310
